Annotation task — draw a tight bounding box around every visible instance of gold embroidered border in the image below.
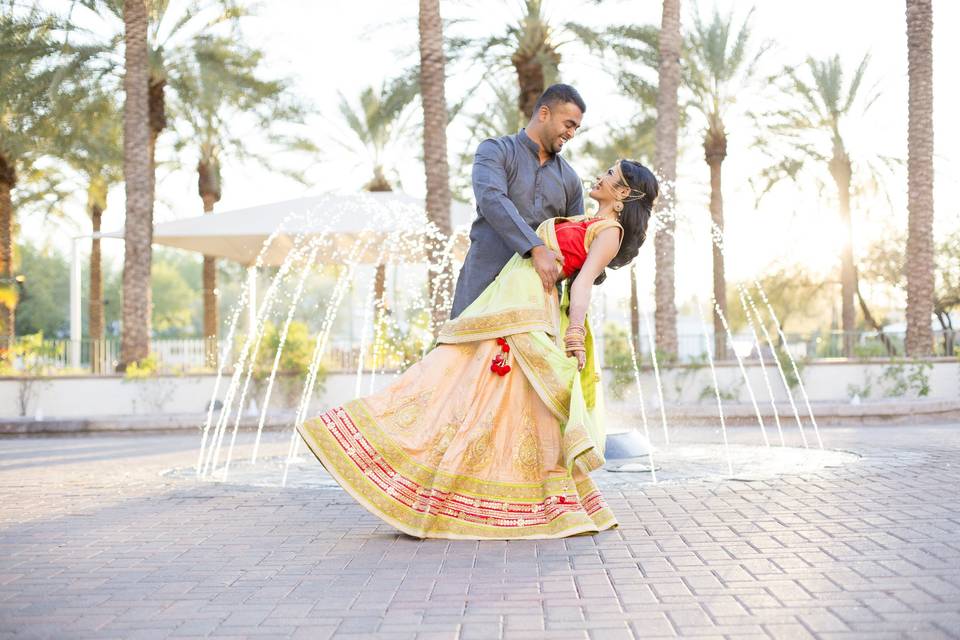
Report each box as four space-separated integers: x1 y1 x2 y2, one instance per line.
318 399 573 501
297 407 618 540
560 422 605 474
583 219 624 251
437 307 553 343
507 333 571 421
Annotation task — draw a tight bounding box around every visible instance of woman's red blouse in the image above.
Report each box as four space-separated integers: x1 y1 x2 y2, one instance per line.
554 217 617 278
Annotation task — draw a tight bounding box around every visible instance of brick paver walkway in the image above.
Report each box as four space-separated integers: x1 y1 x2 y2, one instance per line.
1 425 959 639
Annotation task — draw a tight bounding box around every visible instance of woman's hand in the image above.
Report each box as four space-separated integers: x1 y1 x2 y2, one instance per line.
566 347 586 371
564 324 586 371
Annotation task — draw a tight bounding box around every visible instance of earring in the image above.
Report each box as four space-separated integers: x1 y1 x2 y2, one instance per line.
613 201 624 213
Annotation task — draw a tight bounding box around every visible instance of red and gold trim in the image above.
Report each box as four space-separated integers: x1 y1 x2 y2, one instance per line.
298 400 617 540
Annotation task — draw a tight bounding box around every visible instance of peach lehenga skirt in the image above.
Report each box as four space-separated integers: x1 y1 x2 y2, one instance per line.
297 248 617 539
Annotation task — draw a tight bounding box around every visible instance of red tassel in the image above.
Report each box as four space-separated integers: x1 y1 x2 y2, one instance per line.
491 338 512 376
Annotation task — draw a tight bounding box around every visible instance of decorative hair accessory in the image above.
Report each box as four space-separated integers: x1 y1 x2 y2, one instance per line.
613 160 647 203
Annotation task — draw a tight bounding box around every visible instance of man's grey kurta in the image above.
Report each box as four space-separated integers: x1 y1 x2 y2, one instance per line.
450 129 584 318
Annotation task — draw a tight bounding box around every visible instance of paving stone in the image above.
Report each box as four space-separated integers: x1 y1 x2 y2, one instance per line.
2 427 960 638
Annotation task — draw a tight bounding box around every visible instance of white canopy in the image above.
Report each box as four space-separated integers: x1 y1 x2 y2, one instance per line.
99 191 476 266
69 191 477 368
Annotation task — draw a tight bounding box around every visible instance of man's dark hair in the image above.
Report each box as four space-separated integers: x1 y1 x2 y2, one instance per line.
533 84 586 114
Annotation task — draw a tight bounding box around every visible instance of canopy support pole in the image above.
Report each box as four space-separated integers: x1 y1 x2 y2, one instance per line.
247 266 257 333
70 237 82 370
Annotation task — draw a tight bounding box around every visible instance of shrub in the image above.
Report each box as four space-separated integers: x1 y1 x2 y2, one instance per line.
601 323 635 401
251 321 326 408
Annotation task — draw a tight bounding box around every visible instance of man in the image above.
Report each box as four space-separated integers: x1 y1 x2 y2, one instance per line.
450 84 586 318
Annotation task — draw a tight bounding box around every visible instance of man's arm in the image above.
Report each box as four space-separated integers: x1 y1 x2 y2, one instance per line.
565 170 585 217
472 139 543 258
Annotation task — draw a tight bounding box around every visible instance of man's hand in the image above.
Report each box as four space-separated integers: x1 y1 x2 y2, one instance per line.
530 245 563 292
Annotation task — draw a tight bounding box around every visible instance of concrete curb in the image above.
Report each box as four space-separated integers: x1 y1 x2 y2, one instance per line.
623 400 960 426
0 411 298 435
2 401 958 435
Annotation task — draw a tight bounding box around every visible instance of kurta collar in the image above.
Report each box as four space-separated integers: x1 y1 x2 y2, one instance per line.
518 128 555 162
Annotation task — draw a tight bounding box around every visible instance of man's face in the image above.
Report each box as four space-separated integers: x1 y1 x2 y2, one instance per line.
540 101 583 154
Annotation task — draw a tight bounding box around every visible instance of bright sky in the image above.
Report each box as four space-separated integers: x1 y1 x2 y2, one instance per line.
27 0 959 320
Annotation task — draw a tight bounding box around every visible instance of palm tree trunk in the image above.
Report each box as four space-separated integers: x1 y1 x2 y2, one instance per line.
147 74 164 224
89 201 104 373
201 193 218 368
419 0 453 331
0 160 14 356
653 0 681 359
840 199 856 358
119 0 154 370
855 283 898 356
373 263 388 317
514 57 546 120
705 126 727 360
905 0 935 357
365 173 392 320
830 142 856 357
198 157 221 368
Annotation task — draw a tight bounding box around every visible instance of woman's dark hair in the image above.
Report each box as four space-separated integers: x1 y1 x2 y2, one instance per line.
586 159 659 285
609 159 658 269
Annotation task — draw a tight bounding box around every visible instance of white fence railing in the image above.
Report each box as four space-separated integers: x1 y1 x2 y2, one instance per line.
0 329 955 376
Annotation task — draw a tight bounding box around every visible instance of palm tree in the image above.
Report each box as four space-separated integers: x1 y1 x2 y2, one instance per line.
418 0 453 330
449 81 525 202
588 30 660 361
53 90 123 370
756 54 888 357
336 81 418 321
170 34 315 366
76 0 244 368
653 0 682 359
506 0 560 118
685 7 768 360
455 0 559 119
582 119 657 359
462 1 656 119
337 81 417 194
905 0 934 357
120 0 153 369
0 7 92 356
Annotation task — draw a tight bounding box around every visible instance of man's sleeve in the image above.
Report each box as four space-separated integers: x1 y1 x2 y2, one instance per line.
565 171 585 217
472 139 543 258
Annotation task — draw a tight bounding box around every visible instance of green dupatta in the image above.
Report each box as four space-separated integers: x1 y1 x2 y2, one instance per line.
436 217 608 474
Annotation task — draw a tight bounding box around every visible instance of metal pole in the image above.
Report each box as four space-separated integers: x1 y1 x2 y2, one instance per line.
246 266 257 333
70 238 82 369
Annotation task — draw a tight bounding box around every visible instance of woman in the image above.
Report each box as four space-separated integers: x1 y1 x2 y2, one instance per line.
298 159 658 539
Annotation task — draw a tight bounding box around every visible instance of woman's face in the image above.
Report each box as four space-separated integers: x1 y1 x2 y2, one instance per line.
588 164 628 203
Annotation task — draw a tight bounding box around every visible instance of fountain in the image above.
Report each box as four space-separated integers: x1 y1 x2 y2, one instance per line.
186 188 841 489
